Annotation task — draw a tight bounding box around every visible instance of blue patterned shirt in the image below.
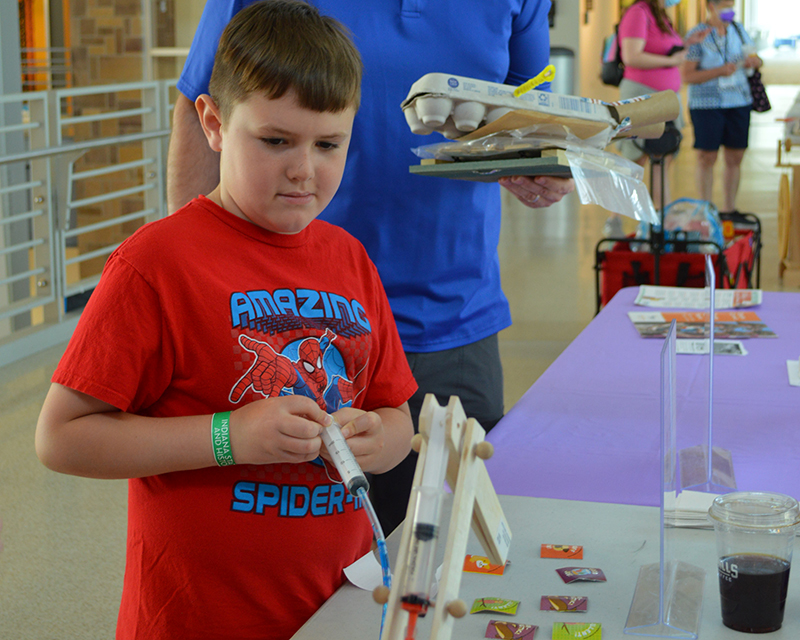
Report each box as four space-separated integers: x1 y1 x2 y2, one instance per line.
686 22 754 110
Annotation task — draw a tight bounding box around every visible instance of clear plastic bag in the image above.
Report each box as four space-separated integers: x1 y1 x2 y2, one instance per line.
565 145 658 224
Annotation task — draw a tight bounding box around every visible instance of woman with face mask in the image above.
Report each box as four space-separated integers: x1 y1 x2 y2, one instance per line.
616 0 711 212
682 0 764 214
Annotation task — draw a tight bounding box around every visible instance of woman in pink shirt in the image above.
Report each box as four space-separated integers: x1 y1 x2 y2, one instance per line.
617 0 710 210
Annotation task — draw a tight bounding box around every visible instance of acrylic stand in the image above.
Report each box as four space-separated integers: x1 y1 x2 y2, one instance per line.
624 320 706 638
375 394 512 640
678 255 736 494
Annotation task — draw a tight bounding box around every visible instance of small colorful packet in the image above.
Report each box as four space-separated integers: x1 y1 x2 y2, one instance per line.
556 567 606 584
541 544 583 560
551 622 601 639
485 620 538 639
471 597 520 616
540 596 588 612
464 554 507 575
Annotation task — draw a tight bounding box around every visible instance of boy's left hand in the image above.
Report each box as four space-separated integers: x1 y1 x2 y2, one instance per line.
499 175 574 209
321 408 385 473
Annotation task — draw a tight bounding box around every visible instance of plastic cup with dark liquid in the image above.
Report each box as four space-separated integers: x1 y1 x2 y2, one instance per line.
708 492 800 633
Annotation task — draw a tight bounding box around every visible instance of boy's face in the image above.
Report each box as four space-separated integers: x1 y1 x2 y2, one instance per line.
206 90 355 234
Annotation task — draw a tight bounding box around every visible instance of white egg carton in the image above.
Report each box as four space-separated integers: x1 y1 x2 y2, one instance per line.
401 72 618 139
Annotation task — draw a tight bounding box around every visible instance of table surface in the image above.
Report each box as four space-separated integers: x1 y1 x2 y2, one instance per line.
485 287 800 507
291 495 800 640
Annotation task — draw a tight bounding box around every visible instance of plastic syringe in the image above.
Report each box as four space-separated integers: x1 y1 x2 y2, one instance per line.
320 416 369 496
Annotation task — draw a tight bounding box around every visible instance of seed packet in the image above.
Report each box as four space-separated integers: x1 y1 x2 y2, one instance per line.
464 554 507 575
556 567 606 583
485 620 538 639
541 544 583 559
540 596 588 612
551 622 601 639
470 597 520 616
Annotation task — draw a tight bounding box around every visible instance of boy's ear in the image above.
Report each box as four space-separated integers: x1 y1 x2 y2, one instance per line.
195 94 224 153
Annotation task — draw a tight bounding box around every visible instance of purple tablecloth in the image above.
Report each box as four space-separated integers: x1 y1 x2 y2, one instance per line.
486 287 800 506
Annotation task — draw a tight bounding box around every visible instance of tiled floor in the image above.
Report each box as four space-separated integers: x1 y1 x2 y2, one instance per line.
0 85 798 637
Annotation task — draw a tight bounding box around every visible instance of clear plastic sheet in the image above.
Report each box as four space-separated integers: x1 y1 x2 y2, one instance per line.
412 126 577 160
411 119 659 223
410 119 626 160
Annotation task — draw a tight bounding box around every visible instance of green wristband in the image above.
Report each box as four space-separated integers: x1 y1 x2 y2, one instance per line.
211 412 236 466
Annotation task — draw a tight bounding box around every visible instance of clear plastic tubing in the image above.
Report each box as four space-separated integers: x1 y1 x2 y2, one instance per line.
320 416 391 635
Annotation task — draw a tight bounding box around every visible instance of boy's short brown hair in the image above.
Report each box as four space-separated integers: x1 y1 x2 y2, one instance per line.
209 0 362 121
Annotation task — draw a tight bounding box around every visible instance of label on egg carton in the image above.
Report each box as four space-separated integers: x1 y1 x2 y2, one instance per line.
401 72 618 138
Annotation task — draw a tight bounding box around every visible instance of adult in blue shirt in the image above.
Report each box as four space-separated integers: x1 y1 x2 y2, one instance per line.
168 0 574 533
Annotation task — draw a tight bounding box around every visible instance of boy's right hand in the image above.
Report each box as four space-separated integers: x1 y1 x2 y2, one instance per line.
228 396 332 465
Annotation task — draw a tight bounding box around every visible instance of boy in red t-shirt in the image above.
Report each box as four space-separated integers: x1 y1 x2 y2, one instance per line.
35 2 416 638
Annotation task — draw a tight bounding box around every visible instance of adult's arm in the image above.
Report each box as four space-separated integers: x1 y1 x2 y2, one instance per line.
682 59 737 85
621 37 685 69
166 93 220 213
500 0 575 207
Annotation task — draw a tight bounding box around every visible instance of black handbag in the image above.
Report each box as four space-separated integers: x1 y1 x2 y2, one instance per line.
730 22 771 113
747 69 771 113
601 25 624 87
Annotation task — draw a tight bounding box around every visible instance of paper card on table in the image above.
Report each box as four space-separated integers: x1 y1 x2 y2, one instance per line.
464 554 507 575
471 597 520 616
552 622 602 639
541 544 583 559
556 567 606 583
628 311 777 339
675 339 747 355
485 620 538 639
540 596 588 612
343 549 382 590
788 360 800 387
634 285 762 309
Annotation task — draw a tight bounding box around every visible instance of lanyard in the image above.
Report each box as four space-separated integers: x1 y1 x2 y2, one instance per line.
710 25 729 63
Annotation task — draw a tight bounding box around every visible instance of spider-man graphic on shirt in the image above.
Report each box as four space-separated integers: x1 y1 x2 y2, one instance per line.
229 328 365 412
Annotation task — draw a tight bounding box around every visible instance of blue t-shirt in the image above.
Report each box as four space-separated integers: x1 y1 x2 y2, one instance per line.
686 22 754 110
177 0 551 353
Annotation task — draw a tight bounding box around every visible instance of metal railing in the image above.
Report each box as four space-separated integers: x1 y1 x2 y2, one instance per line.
0 79 177 366
20 47 72 91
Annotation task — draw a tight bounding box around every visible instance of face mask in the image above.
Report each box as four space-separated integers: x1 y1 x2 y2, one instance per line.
664 0 682 7
719 8 735 22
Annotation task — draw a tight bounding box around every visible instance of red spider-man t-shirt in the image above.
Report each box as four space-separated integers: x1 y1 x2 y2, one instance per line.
53 196 417 639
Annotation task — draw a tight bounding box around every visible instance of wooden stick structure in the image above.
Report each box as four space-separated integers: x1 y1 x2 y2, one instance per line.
374 394 512 640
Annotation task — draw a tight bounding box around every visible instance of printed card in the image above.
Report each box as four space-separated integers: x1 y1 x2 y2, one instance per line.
541 544 583 559
552 622 601 639
464 554 507 575
485 620 538 639
471 597 520 616
556 567 606 583
540 596 588 612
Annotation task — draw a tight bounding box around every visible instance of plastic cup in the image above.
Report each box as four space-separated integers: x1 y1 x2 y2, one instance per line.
708 492 800 633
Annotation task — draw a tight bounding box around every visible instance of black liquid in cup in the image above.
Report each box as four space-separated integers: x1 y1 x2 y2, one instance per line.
718 553 791 633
